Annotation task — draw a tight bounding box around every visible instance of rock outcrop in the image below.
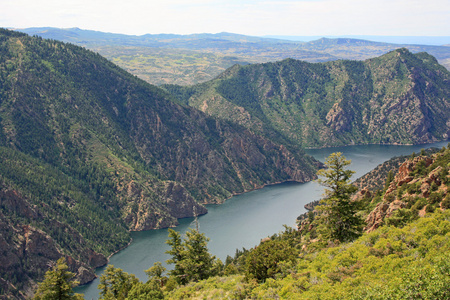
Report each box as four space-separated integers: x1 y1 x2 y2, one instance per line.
0 187 107 298
364 200 407 232
364 153 449 232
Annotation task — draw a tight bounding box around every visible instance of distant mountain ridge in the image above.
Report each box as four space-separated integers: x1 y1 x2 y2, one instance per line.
15 27 450 86
264 35 450 45
16 27 300 48
304 37 388 47
167 48 450 148
17 27 450 61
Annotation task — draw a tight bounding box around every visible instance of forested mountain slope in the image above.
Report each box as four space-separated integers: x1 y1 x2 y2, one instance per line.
0 29 319 298
167 49 450 148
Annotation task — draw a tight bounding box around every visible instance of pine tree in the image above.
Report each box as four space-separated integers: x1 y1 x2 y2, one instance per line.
315 152 363 242
145 262 167 287
98 265 139 300
33 258 83 300
165 228 220 285
385 170 394 190
165 228 186 283
181 228 218 283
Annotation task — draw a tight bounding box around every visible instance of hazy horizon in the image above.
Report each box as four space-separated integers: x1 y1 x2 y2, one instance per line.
10 26 450 46
2 0 449 37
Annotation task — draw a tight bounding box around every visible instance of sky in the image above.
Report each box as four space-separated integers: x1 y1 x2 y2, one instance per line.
1 0 449 37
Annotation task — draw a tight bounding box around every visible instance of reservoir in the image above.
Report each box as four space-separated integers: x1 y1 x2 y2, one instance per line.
77 141 448 299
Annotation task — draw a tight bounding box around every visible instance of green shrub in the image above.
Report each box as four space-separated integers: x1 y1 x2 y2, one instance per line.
385 209 418 228
412 197 427 211
442 194 450 209
412 159 427 177
430 181 439 191
397 185 406 198
406 182 421 194
245 239 297 282
428 192 443 205
425 205 435 213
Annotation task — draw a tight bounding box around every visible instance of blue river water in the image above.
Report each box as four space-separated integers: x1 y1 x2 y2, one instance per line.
77 141 448 299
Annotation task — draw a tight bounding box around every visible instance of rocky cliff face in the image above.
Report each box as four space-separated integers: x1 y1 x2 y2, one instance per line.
122 180 207 231
298 147 450 238
172 49 450 148
127 97 318 205
364 151 449 232
0 187 107 298
353 155 410 192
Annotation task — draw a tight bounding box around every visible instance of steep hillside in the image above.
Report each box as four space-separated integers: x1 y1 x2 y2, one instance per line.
299 146 450 235
168 49 450 148
363 149 450 232
0 29 319 297
74 146 450 299
168 210 450 299
353 148 441 193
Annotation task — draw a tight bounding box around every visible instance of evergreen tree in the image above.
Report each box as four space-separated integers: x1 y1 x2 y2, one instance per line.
384 170 394 190
33 258 83 300
244 239 297 282
98 265 139 300
165 228 220 285
182 228 219 283
314 152 363 242
145 262 167 288
165 229 185 283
